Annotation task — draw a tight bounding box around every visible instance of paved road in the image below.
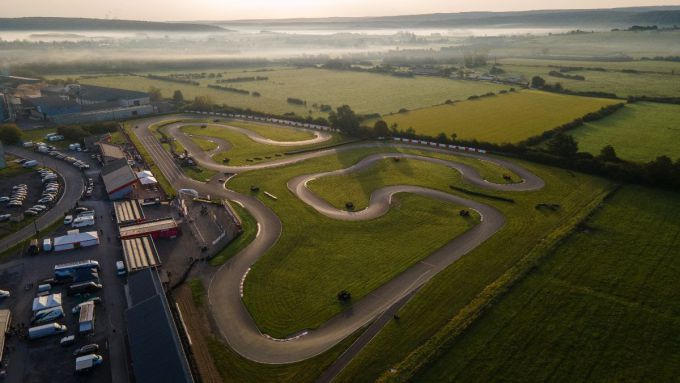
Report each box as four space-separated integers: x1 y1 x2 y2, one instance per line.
0 147 84 252
131 115 544 365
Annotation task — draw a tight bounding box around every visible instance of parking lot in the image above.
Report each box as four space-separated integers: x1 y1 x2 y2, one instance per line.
0 200 130 382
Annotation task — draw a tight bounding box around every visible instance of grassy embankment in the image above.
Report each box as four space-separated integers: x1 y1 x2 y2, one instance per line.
228 146 610 339
376 90 620 143
180 124 350 166
79 67 508 117
568 102 680 162
413 185 680 382
332 160 612 383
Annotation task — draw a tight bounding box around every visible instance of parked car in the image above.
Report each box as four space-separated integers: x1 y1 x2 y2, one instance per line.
0 197 10 203
73 344 99 357
0 290 10 299
60 335 76 347
64 215 73 225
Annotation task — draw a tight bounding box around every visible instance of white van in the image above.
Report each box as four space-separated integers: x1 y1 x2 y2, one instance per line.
22 160 39 168
71 216 95 228
43 238 52 252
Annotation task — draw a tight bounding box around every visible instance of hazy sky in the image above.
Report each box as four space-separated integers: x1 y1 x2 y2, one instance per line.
4 0 678 21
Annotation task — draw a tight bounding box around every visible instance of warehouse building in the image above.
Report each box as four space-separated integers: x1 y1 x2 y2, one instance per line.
119 218 180 240
125 268 194 383
122 236 161 273
53 230 99 252
97 142 127 164
102 159 139 200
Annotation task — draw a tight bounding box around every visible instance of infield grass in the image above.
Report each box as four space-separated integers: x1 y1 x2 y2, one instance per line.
228 147 522 338
414 185 680 382
568 102 680 162
181 124 349 166
377 90 620 143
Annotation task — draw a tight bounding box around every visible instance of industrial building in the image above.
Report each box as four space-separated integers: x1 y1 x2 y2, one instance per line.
125 268 194 383
101 159 139 200
52 230 99 251
119 218 180 240
122 236 161 273
97 142 127 164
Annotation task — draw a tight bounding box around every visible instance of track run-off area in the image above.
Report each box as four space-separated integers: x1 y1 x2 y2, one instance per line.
131 115 545 364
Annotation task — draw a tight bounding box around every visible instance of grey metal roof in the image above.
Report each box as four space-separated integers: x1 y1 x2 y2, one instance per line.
125 269 193 383
77 85 149 102
0 309 10 362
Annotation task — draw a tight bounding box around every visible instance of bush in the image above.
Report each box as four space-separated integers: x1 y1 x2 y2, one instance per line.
0 124 22 144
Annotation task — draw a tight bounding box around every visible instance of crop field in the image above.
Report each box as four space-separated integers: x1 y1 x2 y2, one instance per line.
414 186 680 382
568 102 680 162
78 67 508 117
180 124 350 166
334 161 611 383
490 58 680 98
377 90 619 143
228 146 611 340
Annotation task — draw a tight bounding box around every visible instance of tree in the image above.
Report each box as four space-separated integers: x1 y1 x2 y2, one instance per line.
192 95 214 110
337 290 352 302
0 124 22 144
547 134 579 158
598 145 619 162
450 132 458 143
328 105 360 135
531 76 546 89
148 86 162 102
436 132 448 143
57 126 90 142
172 90 184 103
373 120 390 137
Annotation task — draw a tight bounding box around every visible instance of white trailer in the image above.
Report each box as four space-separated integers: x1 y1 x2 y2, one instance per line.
28 322 67 340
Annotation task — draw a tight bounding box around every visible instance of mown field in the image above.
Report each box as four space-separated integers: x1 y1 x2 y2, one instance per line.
307 154 520 210
334 161 611 383
377 90 620 143
78 67 508 117
414 185 680 382
180 124 350 166
224 120 317 142
568 102 680 162
228 146 611 341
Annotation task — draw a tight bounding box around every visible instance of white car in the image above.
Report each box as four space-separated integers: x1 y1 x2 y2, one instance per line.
25 210 39 216
64 215 73 225
0 197 9 203
0 290 9 299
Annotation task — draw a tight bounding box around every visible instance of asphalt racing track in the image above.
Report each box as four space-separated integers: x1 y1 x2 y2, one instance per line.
131 115 545 365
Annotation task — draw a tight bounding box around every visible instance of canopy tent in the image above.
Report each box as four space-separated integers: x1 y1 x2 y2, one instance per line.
137 170 154 179
32 293 62 312
139 176 158 185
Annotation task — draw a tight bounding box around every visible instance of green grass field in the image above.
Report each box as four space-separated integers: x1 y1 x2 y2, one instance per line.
376 90 619 143
568 102 680 162
308 154 519 210
79 67 508 117
180 124 350 166
334 161 611 383
189 136 218 152
491 59 680 98
414 185 680 382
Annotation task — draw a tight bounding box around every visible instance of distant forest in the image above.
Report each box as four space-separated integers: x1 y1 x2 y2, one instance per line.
0 17 223 31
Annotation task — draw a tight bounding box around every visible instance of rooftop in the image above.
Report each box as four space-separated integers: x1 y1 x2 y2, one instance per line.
76 85 149 102
102 159 138 195
97 142 126 161
122 236 161 273
125 268 193 383
119 218 178 238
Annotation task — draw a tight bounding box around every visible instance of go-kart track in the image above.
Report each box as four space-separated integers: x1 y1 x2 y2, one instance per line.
132 115 545 365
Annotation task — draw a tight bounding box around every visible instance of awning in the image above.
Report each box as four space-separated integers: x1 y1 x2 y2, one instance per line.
139 176 158 185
